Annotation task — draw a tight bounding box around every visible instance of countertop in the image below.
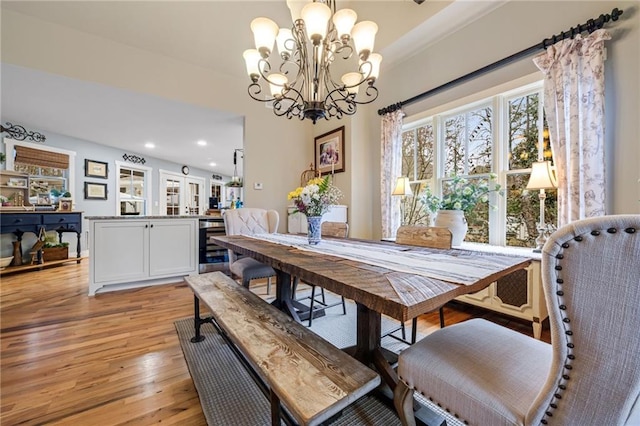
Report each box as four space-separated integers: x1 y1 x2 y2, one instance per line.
86 215 217 220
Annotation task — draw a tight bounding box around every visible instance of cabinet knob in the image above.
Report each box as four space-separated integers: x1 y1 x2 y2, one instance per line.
14 219 22 223
145 224 149 228
59 218 65 222
150 224 154 228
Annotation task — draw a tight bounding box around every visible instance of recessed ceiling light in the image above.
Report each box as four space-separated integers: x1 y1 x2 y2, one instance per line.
197 140 207 146
145 142 155 148
209 162 217 167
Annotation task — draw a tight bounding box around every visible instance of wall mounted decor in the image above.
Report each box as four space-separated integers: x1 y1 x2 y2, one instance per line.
0 122 46 143
84 182 108 200
122 154 146 164
314 126 345 176
85 159 109 179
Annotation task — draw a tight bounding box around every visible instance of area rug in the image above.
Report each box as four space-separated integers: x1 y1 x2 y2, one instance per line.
175 318 402 425
175 294 463 426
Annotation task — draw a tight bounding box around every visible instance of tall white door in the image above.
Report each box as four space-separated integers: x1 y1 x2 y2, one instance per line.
159 170 205 215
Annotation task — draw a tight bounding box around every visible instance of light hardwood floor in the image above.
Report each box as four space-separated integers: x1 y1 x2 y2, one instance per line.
1 263 549 425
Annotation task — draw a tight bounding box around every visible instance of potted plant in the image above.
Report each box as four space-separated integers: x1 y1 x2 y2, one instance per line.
287 176 342 244
42 232 70 261
419 174 501 246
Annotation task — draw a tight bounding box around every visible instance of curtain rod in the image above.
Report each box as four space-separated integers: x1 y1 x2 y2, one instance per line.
378 7 623 116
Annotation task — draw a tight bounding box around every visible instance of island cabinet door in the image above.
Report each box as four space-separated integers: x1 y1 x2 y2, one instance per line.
148 219 197 277
92 220 149 284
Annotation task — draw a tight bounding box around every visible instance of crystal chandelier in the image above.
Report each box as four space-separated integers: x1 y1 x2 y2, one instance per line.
243 0 382 124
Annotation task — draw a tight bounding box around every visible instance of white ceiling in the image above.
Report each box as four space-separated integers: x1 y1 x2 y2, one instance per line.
0 0 506 178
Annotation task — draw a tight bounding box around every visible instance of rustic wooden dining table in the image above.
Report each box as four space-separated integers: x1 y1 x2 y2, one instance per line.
212 233 532 392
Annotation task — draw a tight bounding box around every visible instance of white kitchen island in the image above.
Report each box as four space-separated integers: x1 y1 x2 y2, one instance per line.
87 215 200 296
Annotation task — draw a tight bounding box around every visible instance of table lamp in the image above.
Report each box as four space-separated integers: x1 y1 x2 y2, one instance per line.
392 177 413 226
526 161 557 252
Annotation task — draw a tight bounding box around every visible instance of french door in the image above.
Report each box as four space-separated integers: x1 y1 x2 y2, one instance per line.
159 170 205 216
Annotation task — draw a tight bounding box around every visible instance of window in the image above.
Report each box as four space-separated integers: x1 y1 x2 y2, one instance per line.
116 161 151 216
401 80 557 248
4 139 75 203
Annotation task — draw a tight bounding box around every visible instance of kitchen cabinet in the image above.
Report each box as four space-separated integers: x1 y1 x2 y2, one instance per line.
89 217 198 295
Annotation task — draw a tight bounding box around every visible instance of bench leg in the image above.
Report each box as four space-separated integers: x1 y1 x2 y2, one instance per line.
270 389 281 426
190 294 213 343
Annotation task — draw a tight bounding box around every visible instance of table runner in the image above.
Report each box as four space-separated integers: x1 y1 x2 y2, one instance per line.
248 233 530 286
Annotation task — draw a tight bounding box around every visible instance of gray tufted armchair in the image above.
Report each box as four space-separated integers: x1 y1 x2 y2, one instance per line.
394 214 640 426
223 208 279 293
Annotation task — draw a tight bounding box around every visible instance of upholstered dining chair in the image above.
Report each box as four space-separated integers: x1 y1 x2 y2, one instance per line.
388 225 452 344
293 221 348 326
394 215 640 426
223 208 279 294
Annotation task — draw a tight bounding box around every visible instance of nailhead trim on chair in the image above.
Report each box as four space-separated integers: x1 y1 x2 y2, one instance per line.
540 225 637 425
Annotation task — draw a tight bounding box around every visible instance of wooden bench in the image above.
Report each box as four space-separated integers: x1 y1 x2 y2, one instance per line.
185 272 381 426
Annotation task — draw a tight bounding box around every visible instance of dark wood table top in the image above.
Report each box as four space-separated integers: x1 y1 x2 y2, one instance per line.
213 235 532 322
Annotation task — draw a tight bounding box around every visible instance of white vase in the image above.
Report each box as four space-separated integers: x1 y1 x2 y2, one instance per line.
434 210 468 246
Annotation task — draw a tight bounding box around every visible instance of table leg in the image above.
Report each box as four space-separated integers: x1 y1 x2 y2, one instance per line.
351 302 399 391
271 270 302 323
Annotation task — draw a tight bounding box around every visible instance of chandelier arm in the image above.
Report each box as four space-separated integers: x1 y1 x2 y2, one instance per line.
248 83 277 103
334 43 353 61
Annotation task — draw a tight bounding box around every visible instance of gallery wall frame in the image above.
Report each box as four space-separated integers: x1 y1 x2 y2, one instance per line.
314 126 345 176
84 182 108 200
85 159 109 179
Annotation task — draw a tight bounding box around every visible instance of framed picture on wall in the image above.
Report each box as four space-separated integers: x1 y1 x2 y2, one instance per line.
314 126 345 176
84 182 108 200
85 159 109 179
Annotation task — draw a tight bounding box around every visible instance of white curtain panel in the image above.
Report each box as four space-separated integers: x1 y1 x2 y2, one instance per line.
533 29 611 227
380 110 404 239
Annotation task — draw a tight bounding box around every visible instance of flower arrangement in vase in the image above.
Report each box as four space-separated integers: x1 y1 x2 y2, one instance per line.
419 174 501 245
288 176 342 244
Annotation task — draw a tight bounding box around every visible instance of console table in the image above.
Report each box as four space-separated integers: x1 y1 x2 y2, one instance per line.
0 211 82 266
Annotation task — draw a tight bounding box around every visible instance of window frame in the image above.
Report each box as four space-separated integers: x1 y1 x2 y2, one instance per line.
115 160 152 216
401 77 551 247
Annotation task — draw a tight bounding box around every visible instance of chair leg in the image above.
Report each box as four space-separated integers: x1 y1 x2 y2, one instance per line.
320 287 326 304
292 277 299 295
341 296 346 315
394 380 417 426
439 306 445 328
267 277 272 295
400 323 407 340
411 317 417 344
308 285 317 327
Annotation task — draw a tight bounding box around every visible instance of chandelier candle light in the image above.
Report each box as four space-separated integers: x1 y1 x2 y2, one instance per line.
244 0 382 123
526 160 558 253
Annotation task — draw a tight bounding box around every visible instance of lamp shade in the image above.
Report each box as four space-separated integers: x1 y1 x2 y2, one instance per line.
526 161 558 190
392 177 413 196
243 49 262 79
268 73 288 98
351 21 378 59
333 8 357 40
251 17 279 57
341 72 361 94
301 2 331 41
